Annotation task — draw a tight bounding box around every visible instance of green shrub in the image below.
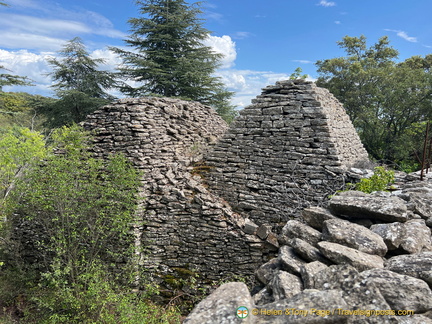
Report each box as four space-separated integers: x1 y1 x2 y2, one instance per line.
347 166 395 194
1 125 182 323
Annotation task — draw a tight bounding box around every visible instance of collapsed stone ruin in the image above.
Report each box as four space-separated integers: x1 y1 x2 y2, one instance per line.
13 78 432 322
185 176 432 323
81 79 372 283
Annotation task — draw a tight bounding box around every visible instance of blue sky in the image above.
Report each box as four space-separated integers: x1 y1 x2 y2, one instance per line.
1 0 431 108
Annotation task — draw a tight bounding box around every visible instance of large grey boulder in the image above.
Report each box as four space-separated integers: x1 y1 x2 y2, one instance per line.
256 258 281 285
280 220 321 246
184 282 254 324
313 264 359 290
402 186 432 219
385 252 432 285
322 218 387 256
255 289 348 324
290 238 331 264
370 222 405 250
329 192 409 222
311 265 398 324
359 269 432 313
278 246 306 275
267 270 303 301
300 261 329 289
371 219 432 254
400 219 432 253
302 206 339 230
343 282 398 324
318 241 384 271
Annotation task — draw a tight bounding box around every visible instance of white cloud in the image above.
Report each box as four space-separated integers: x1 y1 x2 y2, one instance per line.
384 29 417 43
0 32 312 110
90 48 123 72
232 32 253 40
0 49 54 95
292 60 313 64
204 35 237 69
317 0 336 7
334 20 341 25
0 32 65 51
0 13 91 36
0 1 125 51
216 69 315 108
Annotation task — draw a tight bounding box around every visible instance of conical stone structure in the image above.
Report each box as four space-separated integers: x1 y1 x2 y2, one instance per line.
82 97 265 282
205 80 369 230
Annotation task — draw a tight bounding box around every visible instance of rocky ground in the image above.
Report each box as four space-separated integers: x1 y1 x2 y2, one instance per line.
184 171 432 323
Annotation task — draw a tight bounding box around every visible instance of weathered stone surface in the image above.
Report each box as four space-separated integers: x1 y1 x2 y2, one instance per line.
206 80 369 228
343 282 398 324
265 232 280 251
318 242 384 271
278 246 306 275
302 206 339 231
300 261 329 289
370 222 405 250
244 219 259 235
290 238 331 264
257 224 272 240
385 252 432 285
359 269 432 313
253 287 274 306
400 219 432 253
397 315 432 324
268 270 303 301
256 258 281 285
329 192 409 222
403 187 432 219
280 220 322 246
313 264 359 290
184 282 253 324
371 219 432 254
255 289 348 324
322 218 387 256
81 97 265 284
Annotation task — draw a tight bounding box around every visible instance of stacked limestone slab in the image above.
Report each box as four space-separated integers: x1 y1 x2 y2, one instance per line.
82 97 264 282
185 176 432 324
205 80 369 230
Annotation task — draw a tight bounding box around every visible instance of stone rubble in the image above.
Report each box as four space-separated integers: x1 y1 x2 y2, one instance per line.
186 176 432 323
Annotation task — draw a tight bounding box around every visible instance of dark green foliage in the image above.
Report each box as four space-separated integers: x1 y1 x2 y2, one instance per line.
43 37 118 127
12 125 139 274
316 35 432 167
0 66 32 92
111 0 236 121
0 125 183 322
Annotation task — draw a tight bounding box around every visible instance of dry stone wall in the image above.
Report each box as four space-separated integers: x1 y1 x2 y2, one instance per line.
80 80 371 283
82 97 265 282
205 80 369 230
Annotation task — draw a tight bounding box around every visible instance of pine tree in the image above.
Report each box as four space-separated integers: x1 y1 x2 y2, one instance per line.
111 0 236 121
44 37 118 127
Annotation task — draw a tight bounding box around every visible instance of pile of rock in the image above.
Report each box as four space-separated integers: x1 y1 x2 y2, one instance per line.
185 176 432 323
